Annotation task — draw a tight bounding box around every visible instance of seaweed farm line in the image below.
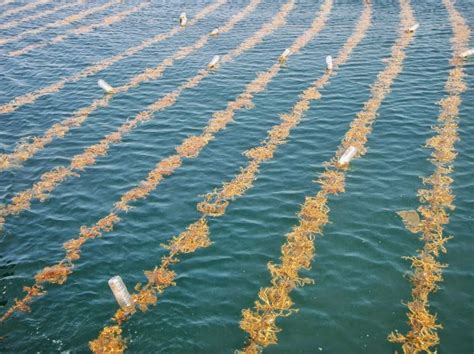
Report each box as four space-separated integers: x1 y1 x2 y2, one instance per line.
89 1 372 351
7 2 150 57
0 1 81 31
388 0 471 352
0 0 472 352
0 0 51 20
0 0 122 46
0 0 297 324
90 0 334 350
0 0 226 116
238 0 415 351
0 0 262 227
0 0 229 170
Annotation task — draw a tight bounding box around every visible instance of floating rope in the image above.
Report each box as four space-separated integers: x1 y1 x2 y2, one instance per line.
89 1 343 351
0 0 260 225
0 0 296 327
238 0 416 351
8 2 150 57
0 1 81 31
0 0 121 46
0 0 51 21
0 0 226 116
388 0 470 352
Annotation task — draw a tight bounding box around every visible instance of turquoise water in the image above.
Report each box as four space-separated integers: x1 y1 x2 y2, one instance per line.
0 0 473 352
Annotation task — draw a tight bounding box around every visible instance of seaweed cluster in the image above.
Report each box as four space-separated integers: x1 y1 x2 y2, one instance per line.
9 2 150 57
89 0 338 350
0 0 121 47
0 1 80 31
89 218 210 353
0 0 296 325
0 0 269 224
0 0 230 169
0 0 468 351
0 0 51 21
0 0 226 115
238 0 417 350
388 1 470 352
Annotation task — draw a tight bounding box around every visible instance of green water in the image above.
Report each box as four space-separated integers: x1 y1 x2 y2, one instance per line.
0 0 472 352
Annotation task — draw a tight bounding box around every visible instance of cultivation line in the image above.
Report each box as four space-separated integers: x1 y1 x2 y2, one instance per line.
0 1 82 31
8 2 150 57
0 0 51 21
0 0 16 9
236 0 416 351
0 0 226 116
0 0 297 326
0 0 232 170
0 0 262 226
388 0 470 352
89 0 338 351
0 0 121 46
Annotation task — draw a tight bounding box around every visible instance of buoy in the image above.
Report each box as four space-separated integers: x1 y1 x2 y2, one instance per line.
210 28 219 36
179 12 187 26
407 23 419 33
460 48 474 59
326 55 333 71
338 146 357 166
208 55 220 69
98 79 114 94
279 48 291 63
108 276 134 311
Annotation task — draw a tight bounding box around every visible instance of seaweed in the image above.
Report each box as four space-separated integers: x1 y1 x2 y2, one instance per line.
388 1 469 351
0 0 52 22
34 264 71 285
2 0 294 327
238 1 419 350
0 0 228 169
89 325 126 354
0 0 121 48
0 2 81 31
9 3 149 57
89 0 342 349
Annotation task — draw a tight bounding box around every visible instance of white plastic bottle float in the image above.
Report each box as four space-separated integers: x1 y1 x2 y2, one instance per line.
338 146 358 166
97 79 114 94
208 55 220 69
326 55 333 71
460 48 474 59
407 23 419 33
210 28 219 36
108 276 134 311
279 48 291 63
179 12 187 26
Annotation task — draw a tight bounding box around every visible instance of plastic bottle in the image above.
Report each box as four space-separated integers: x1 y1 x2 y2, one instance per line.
108 276 134 311
98 79 114 94
326 55 333 71
208 55 220 69
460 48 474 59
279 48 291 63
407 23 419 33
338 146 357 166
179 12 187 26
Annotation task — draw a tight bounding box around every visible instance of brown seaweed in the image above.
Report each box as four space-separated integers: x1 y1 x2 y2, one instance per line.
388 1 469 352
0 0 227 180
238 1 418 350
0 1 81 31
89 0 343 350
1 0 294 328
9 3 150 57
0 0 122 47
